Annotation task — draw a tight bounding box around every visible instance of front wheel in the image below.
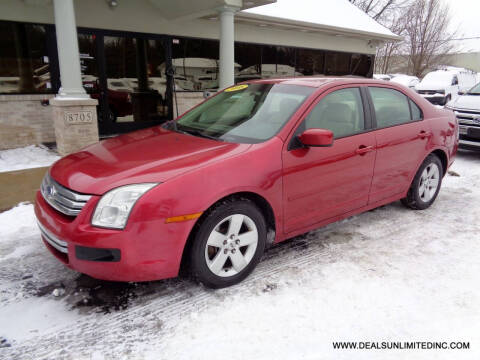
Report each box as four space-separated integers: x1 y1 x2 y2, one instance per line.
401 154 443 210
189 199 266 289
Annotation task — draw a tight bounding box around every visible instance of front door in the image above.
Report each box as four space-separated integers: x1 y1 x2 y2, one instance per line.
282 86 376 234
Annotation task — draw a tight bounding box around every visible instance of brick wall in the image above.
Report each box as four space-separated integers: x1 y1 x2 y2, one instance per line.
0 92 207 150
0 94 56 150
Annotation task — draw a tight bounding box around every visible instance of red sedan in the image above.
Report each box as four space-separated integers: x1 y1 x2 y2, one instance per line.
35 78 458 288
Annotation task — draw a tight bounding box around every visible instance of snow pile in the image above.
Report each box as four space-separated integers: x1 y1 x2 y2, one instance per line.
0 203 79 342
0 145 59 173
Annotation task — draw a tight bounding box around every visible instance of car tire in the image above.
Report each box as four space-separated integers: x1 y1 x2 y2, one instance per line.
401 154 443 210
109 109 118 123
189 199 266 289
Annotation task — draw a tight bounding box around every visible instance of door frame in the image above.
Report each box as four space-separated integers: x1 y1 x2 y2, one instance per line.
76 26 174 136
281 83 377 234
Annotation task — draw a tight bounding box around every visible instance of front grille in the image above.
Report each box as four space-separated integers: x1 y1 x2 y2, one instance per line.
41 173 92 216
37 221 68 254
454 109 480 126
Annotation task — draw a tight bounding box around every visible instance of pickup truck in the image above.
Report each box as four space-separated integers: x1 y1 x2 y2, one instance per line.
446 82 480 150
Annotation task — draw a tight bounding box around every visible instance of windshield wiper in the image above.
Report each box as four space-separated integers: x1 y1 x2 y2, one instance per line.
178 128 222 141
467 92 480 96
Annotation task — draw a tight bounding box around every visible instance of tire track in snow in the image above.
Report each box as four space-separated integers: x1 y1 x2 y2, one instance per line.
1 204 434 359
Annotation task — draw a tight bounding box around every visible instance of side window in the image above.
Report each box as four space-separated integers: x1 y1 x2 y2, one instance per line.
303 88 365 139
452 76 458 86
409 99 423 121
369 87 412 128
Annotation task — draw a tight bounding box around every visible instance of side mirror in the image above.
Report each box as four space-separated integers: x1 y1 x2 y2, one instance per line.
299 128 334 147
458 90 465 95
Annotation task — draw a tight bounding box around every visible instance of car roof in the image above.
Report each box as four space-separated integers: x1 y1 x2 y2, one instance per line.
244 76 393 88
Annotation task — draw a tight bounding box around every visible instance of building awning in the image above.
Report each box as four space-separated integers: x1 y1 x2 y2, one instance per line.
239 0 401 42
147 0 273 20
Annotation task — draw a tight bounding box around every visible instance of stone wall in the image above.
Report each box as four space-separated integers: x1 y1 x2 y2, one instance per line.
50 97 99 156
0 94 55 150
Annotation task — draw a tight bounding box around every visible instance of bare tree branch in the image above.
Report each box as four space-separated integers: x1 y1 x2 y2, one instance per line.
351 0 459 76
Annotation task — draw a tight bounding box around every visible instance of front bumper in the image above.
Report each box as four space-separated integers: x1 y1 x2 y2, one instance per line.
459 139 480 150
458 124 480 151
34 191 192 282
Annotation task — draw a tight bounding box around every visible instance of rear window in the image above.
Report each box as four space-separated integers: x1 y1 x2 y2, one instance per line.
410 100 423 121
369 87 416 128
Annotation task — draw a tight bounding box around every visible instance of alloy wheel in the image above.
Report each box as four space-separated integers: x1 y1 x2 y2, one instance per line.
418 163 440 202
204 214 258 277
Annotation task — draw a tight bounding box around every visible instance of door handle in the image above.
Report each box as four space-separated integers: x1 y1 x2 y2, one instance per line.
355 145 374 155
418 130 432 139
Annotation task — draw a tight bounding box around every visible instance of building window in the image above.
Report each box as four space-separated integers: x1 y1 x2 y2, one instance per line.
296 48 326 75
325 51 351 75
351 54 373 77
235 42 262 82
160 36 374 92
172 37 220 91
0 21 54 94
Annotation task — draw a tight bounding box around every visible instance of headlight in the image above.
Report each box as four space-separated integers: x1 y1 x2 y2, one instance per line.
91 183 158 229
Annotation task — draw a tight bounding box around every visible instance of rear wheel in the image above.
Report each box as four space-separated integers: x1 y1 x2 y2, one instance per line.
401 154 443 210
189 199 266 289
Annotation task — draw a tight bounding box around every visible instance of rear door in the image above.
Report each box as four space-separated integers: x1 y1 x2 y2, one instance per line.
282 86 376 234
367 86 430 204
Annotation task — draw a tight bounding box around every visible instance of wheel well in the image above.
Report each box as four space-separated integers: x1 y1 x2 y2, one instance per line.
178 192 276 276
431 149 448 176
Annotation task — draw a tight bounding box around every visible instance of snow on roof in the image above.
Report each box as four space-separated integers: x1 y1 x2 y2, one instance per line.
242 0 400 41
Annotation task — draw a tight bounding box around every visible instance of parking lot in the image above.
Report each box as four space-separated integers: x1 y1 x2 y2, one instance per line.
0 150 479 360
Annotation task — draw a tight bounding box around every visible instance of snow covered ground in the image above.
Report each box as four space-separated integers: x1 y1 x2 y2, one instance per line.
0 145 59 173
1 150 480 360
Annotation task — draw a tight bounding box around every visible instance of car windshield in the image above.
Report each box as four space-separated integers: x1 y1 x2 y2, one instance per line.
467 82 480 95
170 83 314 143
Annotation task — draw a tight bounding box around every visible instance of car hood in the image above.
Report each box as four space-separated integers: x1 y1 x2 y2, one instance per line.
448 94 480 111
50 126 250 195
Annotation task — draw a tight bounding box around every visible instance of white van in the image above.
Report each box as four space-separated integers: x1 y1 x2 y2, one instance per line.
415 68 477 105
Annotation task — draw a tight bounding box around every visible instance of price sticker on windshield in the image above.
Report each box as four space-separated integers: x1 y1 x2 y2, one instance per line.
225 84 248 92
